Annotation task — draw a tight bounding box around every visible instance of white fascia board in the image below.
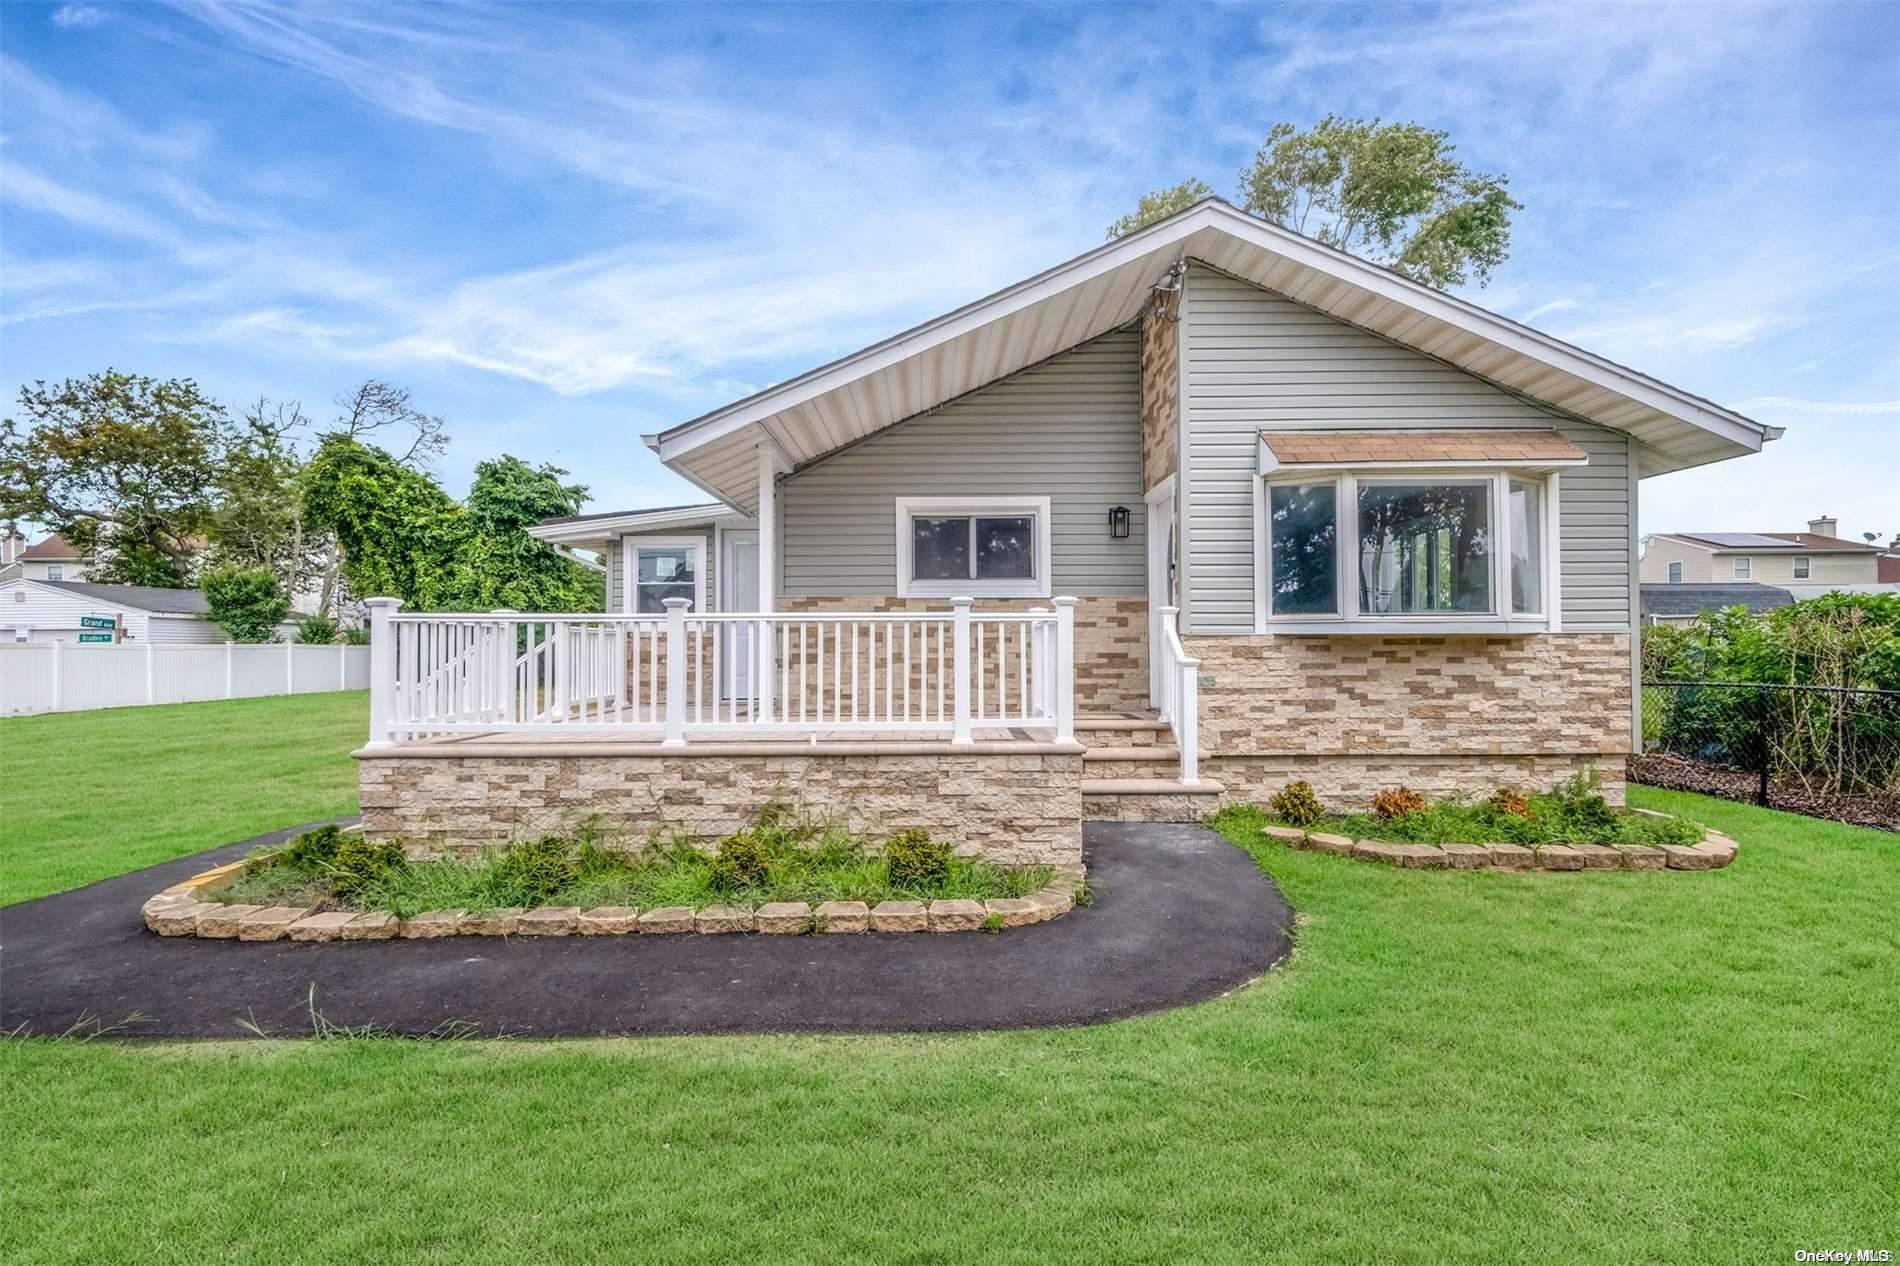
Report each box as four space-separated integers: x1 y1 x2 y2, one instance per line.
527 505 747 544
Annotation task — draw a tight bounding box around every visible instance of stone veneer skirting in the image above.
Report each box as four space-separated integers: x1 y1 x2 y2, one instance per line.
779 595 1149 714
1185 632 1633 811
357 744 1083 865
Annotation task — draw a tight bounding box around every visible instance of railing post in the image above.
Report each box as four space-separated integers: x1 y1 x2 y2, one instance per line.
145 639 156 705
364 597 402 748
1157 605 1180 723
49 636 62 712
951 596 973 744
338 639 348 690
224 641 234 699
663 597 689 747
491 611 517 723
757 616 774 723
1053 596 1076 744
1176 653 1200 785
284 636 295 695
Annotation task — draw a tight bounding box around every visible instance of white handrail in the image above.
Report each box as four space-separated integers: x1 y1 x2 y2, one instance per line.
1155 605 1199 785
367 601 1074 745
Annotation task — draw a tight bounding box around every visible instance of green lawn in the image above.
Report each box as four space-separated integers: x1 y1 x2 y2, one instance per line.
0 692 366 906
3 696 1896 1261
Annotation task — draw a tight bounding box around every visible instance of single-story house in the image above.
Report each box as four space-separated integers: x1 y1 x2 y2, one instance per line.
354 197 1782 863
3 579 226 643
1639 582 1795 626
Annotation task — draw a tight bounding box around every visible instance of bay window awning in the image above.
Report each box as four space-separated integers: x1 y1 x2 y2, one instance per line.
1258 429 1589 475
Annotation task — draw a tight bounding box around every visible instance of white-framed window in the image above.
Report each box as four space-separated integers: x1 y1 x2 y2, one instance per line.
46 564 63 581
1792 556 1811 579
894 496 1051 598
1733 556 1752 579
1260 470 1560 633
1667 561 1683 584
620 535 707 614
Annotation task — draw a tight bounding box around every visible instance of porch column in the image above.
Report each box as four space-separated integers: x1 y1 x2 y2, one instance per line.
756 442 779 721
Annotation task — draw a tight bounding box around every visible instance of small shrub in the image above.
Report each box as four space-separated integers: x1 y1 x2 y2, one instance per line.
279 824 345 873
341 626 370 645
1486 787 1532 818
295 614 340 645
710 829 772 893
885 828 953 888
490 835 579 906
981 912 1005 933
1269 780 1325 827
327 836 408 903
1371 786 1427 820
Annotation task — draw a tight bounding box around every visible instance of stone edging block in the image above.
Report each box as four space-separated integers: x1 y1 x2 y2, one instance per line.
145 853 1084 942
1260 822 1736 876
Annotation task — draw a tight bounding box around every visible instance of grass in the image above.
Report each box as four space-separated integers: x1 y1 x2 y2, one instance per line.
4 789 1895 1261
220 824 1053 918
0 692 366 906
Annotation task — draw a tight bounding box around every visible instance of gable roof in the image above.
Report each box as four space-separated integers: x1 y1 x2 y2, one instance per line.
21 534 80 560
647 197 1780 511
21 580 210 614
1662 531 1883 554
1641 583 1796 618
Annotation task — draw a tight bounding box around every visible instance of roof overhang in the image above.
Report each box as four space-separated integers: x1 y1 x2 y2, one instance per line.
527 502 748 552
649 198 1780 510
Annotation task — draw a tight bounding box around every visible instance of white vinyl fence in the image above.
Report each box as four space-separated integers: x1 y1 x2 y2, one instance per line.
0 640 370 716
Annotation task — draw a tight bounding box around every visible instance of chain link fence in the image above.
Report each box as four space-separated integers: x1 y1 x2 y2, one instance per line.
1632 680 1900 831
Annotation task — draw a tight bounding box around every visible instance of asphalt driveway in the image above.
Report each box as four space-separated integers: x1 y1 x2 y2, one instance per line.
1 820 1292 1038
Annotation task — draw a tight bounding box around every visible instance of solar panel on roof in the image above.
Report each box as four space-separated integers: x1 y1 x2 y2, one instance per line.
1697 533 1798 548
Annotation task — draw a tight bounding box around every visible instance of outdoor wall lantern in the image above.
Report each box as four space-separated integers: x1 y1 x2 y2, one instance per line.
1108 505 1131 539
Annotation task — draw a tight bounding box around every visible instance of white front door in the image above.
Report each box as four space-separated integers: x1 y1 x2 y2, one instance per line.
1146 483 1177 708
721 530 760 699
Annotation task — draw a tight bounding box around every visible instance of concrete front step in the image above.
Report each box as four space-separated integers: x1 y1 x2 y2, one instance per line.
1075 714 1172 748
1082 777 1224 824
1081 745 1186 781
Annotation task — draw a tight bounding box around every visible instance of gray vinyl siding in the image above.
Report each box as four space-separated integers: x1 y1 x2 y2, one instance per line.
780 329 1145 596
1182 264 1634 633
606 527 717 613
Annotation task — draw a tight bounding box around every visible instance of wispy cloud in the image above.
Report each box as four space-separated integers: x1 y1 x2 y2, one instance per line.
51 4 105 30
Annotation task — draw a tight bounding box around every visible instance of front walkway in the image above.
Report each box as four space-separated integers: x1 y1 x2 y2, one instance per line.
1 822 1292 1038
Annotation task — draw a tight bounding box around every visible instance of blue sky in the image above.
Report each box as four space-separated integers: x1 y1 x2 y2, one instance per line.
4 1 1897 542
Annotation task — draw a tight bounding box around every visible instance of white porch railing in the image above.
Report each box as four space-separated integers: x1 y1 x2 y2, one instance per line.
1151 604 1200 785
365 596 1076 747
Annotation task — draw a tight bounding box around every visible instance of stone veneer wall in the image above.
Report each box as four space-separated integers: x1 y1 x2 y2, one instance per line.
1139 299 1179 493
1186 633 1633 807
778 596 1150 714
358 748 1083 865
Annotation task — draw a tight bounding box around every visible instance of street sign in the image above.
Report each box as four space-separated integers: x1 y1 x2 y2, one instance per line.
79 615 116 629
78 632 113 643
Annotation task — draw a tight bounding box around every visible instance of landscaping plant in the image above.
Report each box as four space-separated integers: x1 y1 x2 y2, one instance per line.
1269 780 1326 827
1371 786 1427 820
883 828 953 887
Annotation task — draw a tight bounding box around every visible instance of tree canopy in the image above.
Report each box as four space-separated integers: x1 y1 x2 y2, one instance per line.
0 372 229 585
1109 115 1520 289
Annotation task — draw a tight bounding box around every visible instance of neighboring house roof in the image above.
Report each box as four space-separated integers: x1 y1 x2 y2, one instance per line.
1661 531 1884 554
528 502 746 548
30 580 210 614
1260 428 1587 467
1640 583 1795 618
647 197 1779 510
21 534 81 561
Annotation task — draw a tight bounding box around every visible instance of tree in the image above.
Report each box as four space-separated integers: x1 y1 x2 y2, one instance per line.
203 564 289 642
299 437 601 613
0 372 230 585
214 398 322 593
1110 116 1520 289
335 381 448 469
1105 178 1212 240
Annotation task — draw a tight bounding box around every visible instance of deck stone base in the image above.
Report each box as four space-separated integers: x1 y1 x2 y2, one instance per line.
357 748 1083 864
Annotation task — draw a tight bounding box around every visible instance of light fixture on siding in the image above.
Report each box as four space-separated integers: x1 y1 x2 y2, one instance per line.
1108 505 1131 540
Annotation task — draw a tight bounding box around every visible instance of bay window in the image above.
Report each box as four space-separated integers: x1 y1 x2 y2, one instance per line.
1261 471 1560 632
896 496 1051 597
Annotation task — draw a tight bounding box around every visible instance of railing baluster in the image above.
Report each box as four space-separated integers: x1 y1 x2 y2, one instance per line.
851 623 860 721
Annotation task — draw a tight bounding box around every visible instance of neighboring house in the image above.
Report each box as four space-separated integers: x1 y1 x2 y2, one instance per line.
358 197 1783 859
1641 518 1890 597
0 534 92 585
1 579 228 644
1640 582 1795 626
1879 536 1900 585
